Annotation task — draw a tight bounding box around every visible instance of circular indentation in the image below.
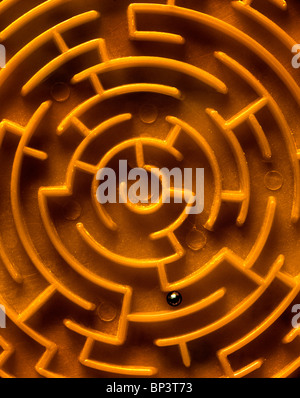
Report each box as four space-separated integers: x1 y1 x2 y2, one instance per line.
63 200 82 221
264 170 284 191
97 302 117 322
186 228 207 251
139 104 158 124
51 82 70 102
167 291 182 307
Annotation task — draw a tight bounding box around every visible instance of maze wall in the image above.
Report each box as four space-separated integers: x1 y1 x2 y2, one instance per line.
0 0 299 378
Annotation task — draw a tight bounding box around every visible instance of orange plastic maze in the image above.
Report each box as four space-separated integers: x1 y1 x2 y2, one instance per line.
0 0 299 379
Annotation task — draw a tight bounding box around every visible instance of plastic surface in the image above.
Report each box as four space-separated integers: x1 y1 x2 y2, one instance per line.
0 0 299 378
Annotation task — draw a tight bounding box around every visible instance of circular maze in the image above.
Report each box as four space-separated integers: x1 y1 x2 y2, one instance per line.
0 0 300 378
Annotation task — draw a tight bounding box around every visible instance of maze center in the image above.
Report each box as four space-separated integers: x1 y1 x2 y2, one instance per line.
0 0 300 379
